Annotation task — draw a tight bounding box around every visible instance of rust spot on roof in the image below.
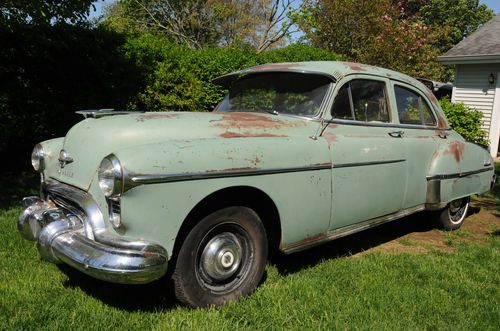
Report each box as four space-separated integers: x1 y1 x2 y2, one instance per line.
249 63 301 72
386 73 393 78
344 62 368 72
136 113 180 122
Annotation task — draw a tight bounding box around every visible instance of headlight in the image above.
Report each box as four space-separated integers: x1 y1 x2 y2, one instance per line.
98 155 123 198
31 144 45 172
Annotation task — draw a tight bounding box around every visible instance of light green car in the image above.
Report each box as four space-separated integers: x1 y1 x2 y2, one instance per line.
19 61 496 307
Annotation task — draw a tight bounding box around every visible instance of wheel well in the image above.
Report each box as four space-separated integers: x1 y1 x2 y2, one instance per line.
170 186 282 265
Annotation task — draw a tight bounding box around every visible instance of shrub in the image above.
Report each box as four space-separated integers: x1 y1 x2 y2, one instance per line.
439 97 489 146
123 35 343 112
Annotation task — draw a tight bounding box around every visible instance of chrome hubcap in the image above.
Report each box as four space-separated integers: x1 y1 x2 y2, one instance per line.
200 232 242 281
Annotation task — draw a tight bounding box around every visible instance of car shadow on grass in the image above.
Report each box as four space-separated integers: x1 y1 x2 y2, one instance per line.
59 264 180 311
270 211 440 276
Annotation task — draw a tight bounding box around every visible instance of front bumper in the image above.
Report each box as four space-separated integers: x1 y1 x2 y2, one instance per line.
18 183 168 284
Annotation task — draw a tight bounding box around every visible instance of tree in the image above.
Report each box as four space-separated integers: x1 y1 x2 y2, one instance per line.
104 0 299 52
0 0 102 27
298 0 493 81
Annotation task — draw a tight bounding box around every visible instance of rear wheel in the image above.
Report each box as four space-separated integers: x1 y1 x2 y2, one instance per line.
172 206 268 308
434 197 470 231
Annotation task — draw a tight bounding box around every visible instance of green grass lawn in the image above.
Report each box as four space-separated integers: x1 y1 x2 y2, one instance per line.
0 169 499 330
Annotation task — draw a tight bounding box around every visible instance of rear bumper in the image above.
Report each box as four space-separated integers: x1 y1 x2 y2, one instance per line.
18 186 168 284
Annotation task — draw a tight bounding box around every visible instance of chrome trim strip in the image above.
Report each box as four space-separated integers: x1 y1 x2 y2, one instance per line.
333 159 406 168
327 118 450 131
426 167 494 180
130 164 333 185
282 205 426 254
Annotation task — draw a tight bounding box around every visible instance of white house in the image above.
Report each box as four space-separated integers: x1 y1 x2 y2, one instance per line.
438 15 500 157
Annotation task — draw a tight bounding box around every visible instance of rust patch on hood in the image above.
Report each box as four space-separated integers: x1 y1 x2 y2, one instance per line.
136 113 181 122
323 132 337 149
212 113 284 129
220 131 288 138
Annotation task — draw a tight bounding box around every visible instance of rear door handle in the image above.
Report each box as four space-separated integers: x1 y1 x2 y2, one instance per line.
388 130 404 138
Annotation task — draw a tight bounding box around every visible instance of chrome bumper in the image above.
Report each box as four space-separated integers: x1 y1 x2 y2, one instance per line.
18 191 168 284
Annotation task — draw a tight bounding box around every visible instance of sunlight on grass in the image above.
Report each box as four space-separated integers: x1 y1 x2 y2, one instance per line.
1 204 499 330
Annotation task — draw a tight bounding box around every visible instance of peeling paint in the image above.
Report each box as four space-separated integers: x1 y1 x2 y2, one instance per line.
437 117 447 129
206 167 258 173
443 141 466 162
344 62 369 72
211 113 288 129
136 113 181 122
220 131 288 138
323 132 337 149
248 63 301 72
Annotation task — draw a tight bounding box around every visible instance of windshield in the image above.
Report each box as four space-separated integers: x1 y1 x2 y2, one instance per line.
215 72 332 117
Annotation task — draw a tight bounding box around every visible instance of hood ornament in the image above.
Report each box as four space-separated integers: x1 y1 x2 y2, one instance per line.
58 149 74 168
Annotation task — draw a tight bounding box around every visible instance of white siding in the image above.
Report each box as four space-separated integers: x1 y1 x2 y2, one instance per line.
452 64 500 132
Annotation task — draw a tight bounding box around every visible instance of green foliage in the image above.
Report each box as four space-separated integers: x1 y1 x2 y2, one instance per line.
439 97 489 146
123 35 343 112
419 0 494 52
298 0 494 81
0 0 101 27
0 23 145 170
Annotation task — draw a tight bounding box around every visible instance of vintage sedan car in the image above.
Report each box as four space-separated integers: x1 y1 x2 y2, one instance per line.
19 61 496 307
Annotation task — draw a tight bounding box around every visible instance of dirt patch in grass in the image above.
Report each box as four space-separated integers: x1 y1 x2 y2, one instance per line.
367 200 499 256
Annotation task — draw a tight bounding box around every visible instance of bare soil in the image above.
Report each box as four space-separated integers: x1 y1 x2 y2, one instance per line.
368 197 499 255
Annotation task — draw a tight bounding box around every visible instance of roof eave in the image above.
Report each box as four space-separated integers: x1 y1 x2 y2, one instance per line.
438 54 500 65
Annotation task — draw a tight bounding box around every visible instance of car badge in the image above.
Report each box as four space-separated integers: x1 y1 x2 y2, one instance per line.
58 149 74 168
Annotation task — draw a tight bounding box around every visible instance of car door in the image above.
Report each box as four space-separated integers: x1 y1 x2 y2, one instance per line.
322 76 408 230
389 82 442 209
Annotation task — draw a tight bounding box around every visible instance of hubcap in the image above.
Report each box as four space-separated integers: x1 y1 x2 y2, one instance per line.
200 232 242 281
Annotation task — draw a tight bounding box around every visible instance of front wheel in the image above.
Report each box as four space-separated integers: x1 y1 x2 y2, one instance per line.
172 207 268 308
434 197 470 231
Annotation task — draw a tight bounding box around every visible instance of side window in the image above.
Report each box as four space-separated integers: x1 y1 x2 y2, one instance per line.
331 84 353 120
331 79 390 122
395 86 436 126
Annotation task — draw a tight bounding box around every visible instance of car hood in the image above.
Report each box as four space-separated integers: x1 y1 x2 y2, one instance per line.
49 111 314 190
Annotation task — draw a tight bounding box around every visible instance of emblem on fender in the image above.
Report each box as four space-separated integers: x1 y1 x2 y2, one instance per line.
58 149 74 168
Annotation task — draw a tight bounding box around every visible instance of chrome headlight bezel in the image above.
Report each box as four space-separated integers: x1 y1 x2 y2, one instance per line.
98 155 123 198
31 144 45 172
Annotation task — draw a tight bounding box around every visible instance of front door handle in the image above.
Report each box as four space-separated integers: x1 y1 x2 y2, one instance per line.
388 130 404 138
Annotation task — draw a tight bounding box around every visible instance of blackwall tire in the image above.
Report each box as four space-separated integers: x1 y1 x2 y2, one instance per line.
172 206 268 308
